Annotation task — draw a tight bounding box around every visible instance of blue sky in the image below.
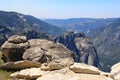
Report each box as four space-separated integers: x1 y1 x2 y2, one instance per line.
0 0 120 19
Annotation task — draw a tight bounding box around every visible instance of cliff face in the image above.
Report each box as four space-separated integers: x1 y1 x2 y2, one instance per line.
93 19 120 71
54 31 99 67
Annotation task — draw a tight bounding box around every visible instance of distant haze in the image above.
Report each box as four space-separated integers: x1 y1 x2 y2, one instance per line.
0 0 120 19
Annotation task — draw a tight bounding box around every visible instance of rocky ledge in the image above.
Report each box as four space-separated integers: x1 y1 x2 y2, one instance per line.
0 35 119 80
10 62 120 80
10 63 112 80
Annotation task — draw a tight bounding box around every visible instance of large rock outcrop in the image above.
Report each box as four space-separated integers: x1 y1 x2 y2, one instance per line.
28 39 73 61
1 35 29 62
0 35 74 70
54 31 99 67
27 39 74 70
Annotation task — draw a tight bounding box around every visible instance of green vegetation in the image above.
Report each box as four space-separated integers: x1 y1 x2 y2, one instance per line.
0 51 13 80
0 51 3 65
0 70 13 80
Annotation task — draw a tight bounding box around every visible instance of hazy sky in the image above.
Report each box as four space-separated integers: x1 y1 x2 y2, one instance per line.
0 0 120 19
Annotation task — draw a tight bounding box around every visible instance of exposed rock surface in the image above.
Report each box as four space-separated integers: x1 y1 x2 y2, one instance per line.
23 47 47 63
28 39 73 59
37 73 70 80
1 35 29 62
0 60 41 70
10 68 47 79
54 31 99 67
10 63 113 80
110 62 120 80
8 35 27 44
70 63 100 74
28 39 74 70
0 35 112 80
1 35 74 71
67 74 112 80
41 58 73 71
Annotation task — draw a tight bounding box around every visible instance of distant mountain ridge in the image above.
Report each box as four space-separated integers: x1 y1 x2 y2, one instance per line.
0 11 65 36
0 11 65 45
43 18 117 35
